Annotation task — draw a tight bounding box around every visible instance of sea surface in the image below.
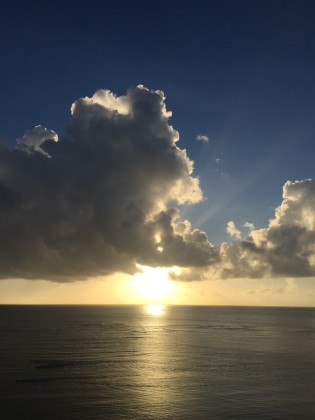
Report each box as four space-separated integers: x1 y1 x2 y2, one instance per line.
1 305 315 419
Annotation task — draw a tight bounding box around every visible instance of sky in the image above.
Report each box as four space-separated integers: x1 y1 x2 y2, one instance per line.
0 0 315 306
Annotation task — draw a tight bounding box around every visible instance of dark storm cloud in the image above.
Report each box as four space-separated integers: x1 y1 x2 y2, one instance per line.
0 86 218 281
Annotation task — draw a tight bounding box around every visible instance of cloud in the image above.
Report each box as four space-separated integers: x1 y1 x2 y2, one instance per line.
1 85 314 283
244 222 255 231
246 278 297 296
217 180 315 279
16 125 58 157
226 221 242 239
196 134 209 142
0 85 218 281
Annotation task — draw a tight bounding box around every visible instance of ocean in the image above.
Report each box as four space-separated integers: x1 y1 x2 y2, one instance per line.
1 305 315 419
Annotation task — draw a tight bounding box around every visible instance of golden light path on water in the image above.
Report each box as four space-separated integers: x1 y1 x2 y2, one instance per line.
145 304 165 316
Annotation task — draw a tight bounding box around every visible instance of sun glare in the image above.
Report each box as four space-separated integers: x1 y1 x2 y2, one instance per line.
145 304 165 316
131 265 178 303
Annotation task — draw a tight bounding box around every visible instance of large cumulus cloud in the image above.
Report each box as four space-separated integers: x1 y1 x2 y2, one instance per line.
0 86 218 281
1 86 314 282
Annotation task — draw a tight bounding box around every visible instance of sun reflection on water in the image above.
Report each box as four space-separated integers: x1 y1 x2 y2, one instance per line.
145 304 165 316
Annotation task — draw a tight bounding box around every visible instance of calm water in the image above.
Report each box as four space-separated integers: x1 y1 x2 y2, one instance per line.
1 305 315 419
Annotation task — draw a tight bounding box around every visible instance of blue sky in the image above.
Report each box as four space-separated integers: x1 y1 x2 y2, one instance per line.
1 0 315 304
2 0 314 242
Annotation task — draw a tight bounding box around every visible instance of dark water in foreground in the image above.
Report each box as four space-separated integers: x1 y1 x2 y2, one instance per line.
1 305 315 419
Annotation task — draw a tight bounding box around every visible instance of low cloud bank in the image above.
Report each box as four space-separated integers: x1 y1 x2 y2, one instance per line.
218 179 315 279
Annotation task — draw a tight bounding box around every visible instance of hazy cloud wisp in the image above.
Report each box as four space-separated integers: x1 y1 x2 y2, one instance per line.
196 134 209 142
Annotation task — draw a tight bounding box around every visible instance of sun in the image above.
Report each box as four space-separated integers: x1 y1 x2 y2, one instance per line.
130 265 178 303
